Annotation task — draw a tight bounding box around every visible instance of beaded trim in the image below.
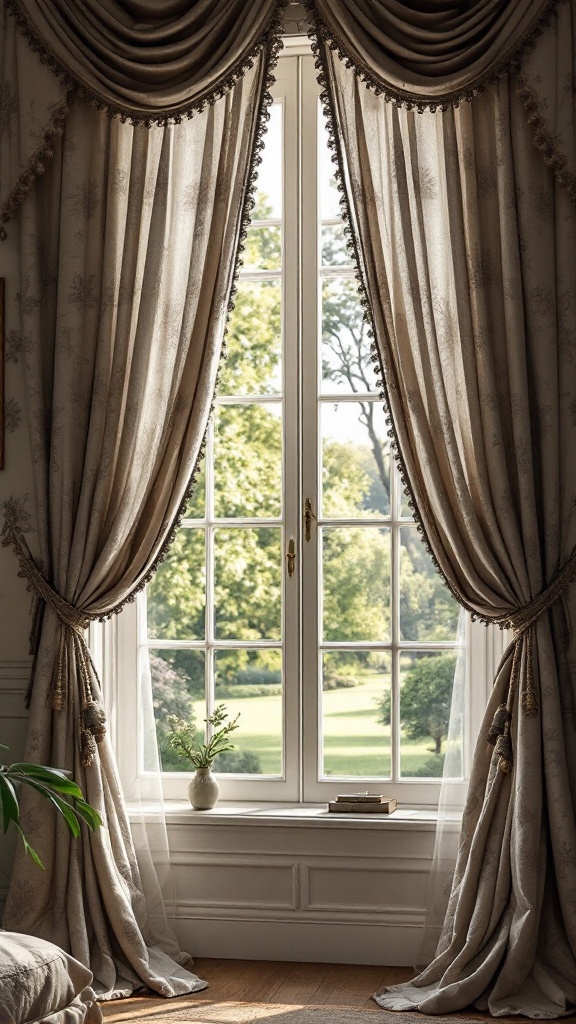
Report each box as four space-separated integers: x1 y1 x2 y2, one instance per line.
516 73 576 205
5 0 288 127
0 98 70 239
305 0 565 112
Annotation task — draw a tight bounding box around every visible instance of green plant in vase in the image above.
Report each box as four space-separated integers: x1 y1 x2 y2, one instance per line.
168 704 240 809
0 743 102 869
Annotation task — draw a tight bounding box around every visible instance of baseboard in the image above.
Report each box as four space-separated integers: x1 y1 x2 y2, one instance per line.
171 908 424 966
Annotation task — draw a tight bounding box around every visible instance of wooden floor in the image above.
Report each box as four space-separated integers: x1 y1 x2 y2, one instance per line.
100 960 576 1022
100 960 414 1019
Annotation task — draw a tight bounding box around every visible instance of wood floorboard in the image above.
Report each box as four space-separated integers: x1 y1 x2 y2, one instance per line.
307 964 394 1007
270 960 334 1005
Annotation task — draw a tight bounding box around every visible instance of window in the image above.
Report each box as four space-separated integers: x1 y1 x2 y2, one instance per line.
103 47 502 807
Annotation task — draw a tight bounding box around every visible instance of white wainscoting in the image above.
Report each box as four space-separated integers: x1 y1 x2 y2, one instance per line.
0 666 453 966
164 814 451 965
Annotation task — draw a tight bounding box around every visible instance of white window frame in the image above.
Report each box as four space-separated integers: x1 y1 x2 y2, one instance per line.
95 44 508 809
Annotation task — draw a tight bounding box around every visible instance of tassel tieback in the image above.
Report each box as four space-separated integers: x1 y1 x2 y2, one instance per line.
487 546 576 775
1 520 106 767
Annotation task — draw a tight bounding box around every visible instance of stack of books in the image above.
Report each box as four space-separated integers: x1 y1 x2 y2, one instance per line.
328 793 397 814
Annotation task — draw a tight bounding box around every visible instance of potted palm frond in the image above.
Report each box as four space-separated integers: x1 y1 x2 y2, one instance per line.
0 743 102 869
168 704 240 809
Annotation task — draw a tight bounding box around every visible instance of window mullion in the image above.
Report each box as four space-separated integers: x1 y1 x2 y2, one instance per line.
299 54 321 804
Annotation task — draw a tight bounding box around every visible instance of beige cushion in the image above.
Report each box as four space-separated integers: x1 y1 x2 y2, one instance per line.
0 932 101 1024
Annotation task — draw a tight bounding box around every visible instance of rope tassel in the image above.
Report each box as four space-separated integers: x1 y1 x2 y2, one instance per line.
487 704 511 746
81 700 107 742
494 733 513 774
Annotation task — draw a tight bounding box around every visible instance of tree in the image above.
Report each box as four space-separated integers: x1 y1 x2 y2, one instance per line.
378 654 457 755
149 652 200 770
322 275 391 511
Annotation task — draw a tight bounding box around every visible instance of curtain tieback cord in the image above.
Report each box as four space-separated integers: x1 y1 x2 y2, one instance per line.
1 521 106 767
486 546 576 773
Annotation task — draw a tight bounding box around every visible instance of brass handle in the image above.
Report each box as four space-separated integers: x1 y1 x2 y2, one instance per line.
285 538 296 578
304 498 316 542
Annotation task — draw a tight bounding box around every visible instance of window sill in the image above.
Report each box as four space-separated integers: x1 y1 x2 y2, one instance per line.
132 801 460 831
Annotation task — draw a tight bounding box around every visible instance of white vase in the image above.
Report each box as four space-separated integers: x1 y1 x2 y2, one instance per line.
188 767 220 810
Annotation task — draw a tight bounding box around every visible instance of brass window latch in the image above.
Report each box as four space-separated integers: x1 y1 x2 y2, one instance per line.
304 498 316 542
285 538 296 578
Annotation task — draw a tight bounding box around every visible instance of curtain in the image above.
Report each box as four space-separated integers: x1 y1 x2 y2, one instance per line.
316 0 576 1014
1 34 278 997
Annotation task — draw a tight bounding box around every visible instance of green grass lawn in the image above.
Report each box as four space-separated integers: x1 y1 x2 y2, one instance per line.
184 674 441 778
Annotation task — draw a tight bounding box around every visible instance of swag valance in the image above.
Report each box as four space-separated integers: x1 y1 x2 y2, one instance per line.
5 0 565 115
4 0 284 119
2 0 574 239
309 0 561 105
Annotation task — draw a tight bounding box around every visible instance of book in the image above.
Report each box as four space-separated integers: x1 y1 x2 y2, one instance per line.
336 793 386 803
328 798 397 814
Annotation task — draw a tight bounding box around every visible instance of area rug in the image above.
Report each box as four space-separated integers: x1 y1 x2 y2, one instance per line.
101 1001 488 1024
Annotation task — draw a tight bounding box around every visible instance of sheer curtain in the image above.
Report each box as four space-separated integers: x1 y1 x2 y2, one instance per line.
311 0 576 1016
1 0 288 999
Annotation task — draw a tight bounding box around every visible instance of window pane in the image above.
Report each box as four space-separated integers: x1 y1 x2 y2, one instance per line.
399 473 412 519
319 112 341 220
147 528 205 640
321 651 391 778
219 280 282 396
214 527 282 640
399 526 459 641
214 649 282 775
253 101 282 220
243 226 281 272
322 527 390 641
321 401 390 518
183 457 205 520
213 404 282 519
321 225 351 267
148 649 205 772
321 278 379 394
400 651 458 777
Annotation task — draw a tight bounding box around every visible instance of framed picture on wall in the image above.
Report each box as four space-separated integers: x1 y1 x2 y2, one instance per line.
0 279 4 469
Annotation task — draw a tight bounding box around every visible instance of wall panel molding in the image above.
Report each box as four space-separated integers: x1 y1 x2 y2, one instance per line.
165 818 436 964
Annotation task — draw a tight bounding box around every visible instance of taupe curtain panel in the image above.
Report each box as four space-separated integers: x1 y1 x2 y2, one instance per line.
315 0 576 1017
1 10 279 1000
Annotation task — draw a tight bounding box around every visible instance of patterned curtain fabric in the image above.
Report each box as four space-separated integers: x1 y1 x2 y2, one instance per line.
317 10 576 1017
0 0 287 235
0 10 69 236
1 49 270 996
308 0 576 199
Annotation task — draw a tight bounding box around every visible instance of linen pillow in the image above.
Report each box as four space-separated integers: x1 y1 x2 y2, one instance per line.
0 931 101 1024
